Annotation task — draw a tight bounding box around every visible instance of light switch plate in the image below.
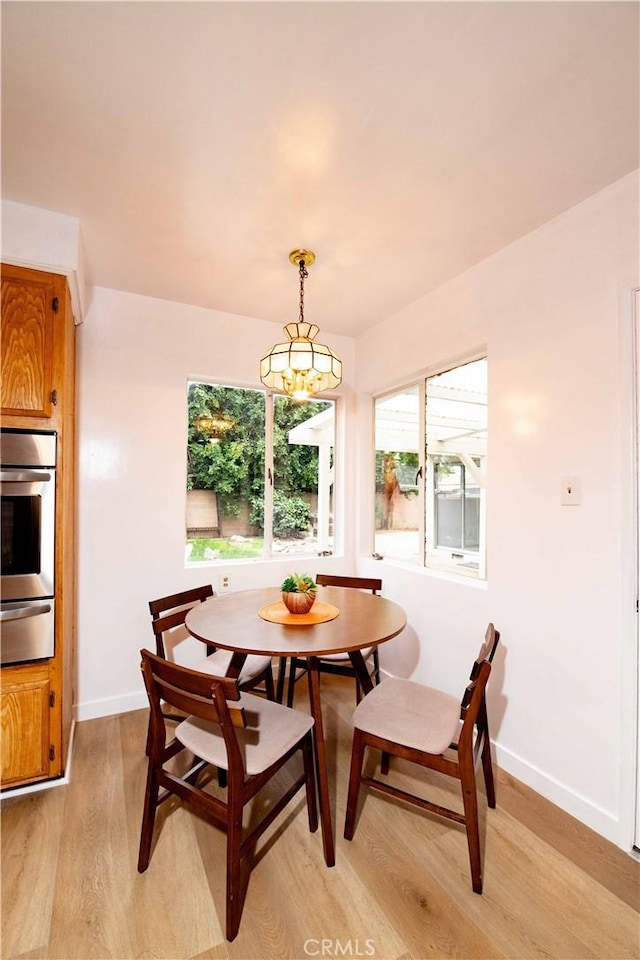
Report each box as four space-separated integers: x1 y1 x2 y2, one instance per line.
561 476 581 505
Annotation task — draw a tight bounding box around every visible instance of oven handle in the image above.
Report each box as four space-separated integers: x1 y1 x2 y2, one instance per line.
0 603 52 622
0 470 53 483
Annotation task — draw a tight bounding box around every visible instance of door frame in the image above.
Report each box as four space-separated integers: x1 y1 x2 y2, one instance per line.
634 287 640 850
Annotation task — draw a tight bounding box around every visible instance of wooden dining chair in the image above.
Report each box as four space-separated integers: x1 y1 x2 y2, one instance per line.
146 586 276 756
138 650 318 941
149 585 275 699
281 574 383 707
344 623 500 894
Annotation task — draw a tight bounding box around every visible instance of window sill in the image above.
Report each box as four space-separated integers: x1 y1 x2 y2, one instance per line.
185 552 345 570
369 555 488 589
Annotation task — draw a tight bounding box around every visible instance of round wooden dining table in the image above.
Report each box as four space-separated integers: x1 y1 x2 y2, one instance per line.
185 584 406 867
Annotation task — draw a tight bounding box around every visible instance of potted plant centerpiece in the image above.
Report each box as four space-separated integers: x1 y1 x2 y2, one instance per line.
281 573 317 615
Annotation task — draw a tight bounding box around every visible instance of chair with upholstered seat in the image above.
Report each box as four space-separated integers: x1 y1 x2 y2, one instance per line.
146 586 275 755
138 649 318 941
282 574 383 707
149 585 275 699
344 623 500 894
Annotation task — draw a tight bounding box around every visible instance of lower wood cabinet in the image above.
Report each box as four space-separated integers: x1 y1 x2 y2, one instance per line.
0 661 61 787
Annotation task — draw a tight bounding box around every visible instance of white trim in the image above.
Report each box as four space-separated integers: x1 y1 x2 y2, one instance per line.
372 555 488 590
616 282 640 854
495 742 623 846
375 669 625 846
1 773 68 800
633 286 640 849
74 690 147 722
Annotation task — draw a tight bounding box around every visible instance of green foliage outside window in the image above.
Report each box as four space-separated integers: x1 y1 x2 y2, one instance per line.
187 383 329 533
249 489 312 539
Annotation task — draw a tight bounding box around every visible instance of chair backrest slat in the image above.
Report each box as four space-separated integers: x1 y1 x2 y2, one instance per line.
151 607 193 638
459 623 500 731
459 660 492 733
141 649 246 727
149 584 214 619
148 585 214 658
470 622 500 680
316 574 382 594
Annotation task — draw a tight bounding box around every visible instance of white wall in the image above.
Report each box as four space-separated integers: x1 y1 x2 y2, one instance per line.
75 290 356 719
356 171 639 848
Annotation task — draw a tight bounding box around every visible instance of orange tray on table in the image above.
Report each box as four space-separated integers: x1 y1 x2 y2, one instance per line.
258 601 340 625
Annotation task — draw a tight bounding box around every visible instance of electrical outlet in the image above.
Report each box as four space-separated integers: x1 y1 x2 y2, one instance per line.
219 574 232 593
561 476 581 506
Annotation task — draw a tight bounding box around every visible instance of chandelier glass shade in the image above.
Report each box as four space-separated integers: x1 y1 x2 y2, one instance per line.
260 321 342 400
192 413 234 443
260 251 342 400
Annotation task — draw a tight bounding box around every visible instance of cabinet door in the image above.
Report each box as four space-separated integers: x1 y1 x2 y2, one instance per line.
1 664 53 787
1 267 56 418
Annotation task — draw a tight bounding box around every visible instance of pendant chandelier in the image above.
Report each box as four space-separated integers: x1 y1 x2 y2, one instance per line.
260 249 342 400
192 412 234 444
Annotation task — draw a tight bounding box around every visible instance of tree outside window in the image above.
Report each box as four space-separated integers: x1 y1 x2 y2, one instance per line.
186 382 334 562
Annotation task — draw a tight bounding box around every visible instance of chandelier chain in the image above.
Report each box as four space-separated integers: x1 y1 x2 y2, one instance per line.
298 259 308 323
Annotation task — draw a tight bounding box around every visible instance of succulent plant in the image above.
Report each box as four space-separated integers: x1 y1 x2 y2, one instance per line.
281 573 317 595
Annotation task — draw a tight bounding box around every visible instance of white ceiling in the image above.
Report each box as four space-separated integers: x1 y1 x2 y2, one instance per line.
2 1 638 337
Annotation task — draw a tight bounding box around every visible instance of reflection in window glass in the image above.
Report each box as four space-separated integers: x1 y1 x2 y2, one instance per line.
272 396 335 557
426 358 487 577
434 460 480 551
373 358 487 579
374 385 421 563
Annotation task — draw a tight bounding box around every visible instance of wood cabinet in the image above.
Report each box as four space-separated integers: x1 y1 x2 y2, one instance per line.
1 264 76 790
1 271 57 417
1 266 71 427
0 663 54 784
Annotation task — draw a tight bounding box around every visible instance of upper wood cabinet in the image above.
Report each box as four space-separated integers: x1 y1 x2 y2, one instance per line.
1 265 68 422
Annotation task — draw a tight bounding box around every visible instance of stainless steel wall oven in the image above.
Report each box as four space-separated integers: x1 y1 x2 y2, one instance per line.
1 428 56 664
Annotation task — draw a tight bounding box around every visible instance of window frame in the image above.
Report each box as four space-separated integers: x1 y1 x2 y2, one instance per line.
186 378 339 564
372 354 487 580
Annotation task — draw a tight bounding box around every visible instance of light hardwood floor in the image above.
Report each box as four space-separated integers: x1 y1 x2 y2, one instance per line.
2 676 639 960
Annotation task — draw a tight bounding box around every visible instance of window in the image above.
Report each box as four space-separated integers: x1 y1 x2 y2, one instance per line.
186 382 335 562
374 357 487 579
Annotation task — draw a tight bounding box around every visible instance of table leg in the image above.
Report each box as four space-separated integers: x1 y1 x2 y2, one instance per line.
347 651 374 695
275 657 288 703
307 656 335 868
227 652 247 679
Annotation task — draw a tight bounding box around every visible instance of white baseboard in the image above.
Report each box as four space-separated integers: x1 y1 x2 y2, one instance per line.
494 741 621 846
378 667 625 848
74 690 147 722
